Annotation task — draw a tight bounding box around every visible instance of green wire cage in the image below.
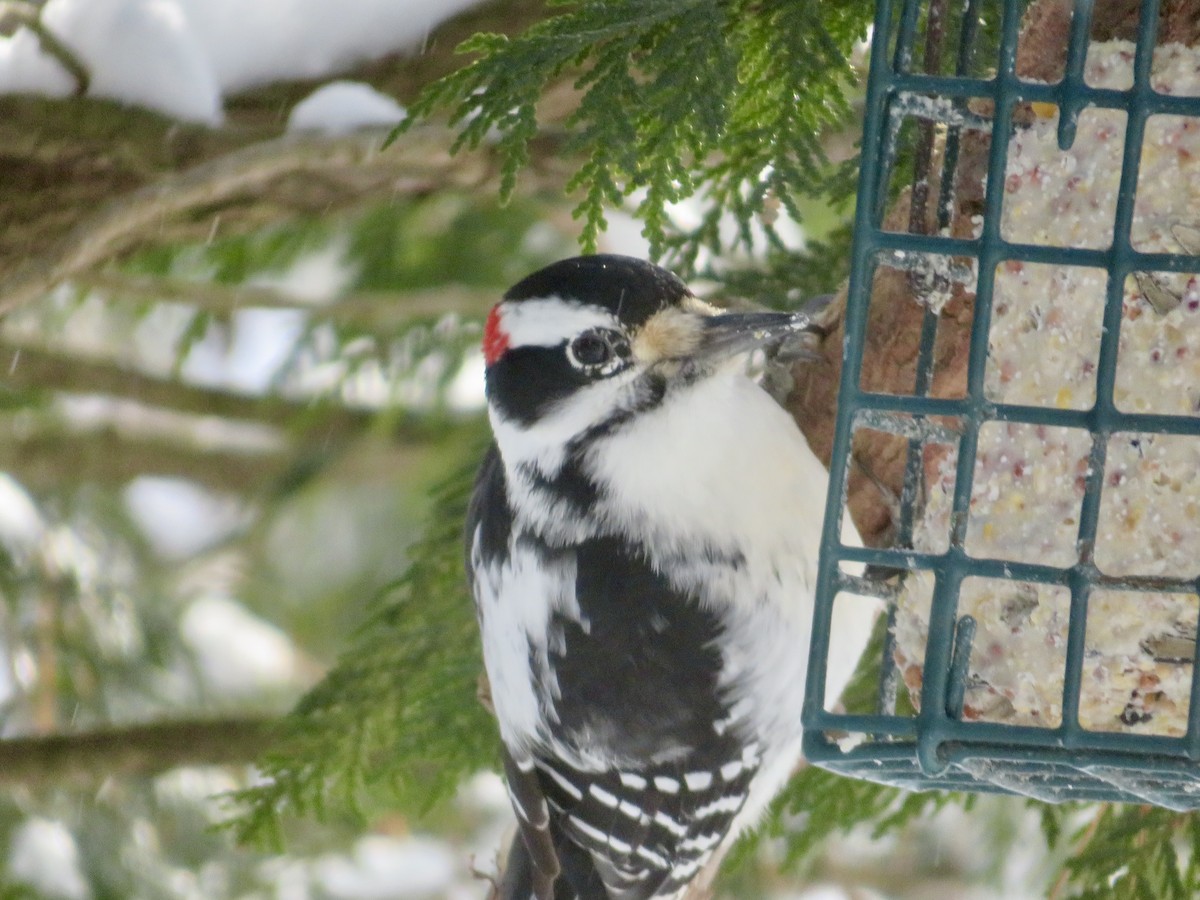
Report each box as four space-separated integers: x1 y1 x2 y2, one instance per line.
804 0 1200 808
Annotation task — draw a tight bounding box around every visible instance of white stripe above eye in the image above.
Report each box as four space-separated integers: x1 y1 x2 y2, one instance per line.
498 297 617 349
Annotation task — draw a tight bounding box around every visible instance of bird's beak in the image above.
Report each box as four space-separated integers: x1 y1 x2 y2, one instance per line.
690 310 826 368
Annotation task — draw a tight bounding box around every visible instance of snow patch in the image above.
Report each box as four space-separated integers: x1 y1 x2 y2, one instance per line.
181 0 484 93
248 237 356 303
31 0 220 124
445 351 487 413
0 26 75 95
288 80 406 136
180 594 298 698
124 477 246 559
8 819 91 900
0 0 483 123
0 473 45 554
314 834 457 899
177 307 307 394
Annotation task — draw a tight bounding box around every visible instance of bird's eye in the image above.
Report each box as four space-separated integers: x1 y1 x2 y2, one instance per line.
568 330 616 369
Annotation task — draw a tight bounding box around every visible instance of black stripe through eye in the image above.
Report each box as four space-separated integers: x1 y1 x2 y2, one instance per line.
486 329 634 426
487 345 589 425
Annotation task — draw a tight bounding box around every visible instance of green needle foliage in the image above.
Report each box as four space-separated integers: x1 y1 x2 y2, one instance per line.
231 427 498 847
1059 806 1200 900
399 0 872 267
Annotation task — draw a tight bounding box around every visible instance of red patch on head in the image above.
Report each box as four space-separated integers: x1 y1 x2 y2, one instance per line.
482 305 510 366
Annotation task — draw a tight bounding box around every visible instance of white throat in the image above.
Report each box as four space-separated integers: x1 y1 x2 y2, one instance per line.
487 368 643 477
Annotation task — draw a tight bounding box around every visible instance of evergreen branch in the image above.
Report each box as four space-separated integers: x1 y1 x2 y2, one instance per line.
0 717 276 785
401 0 873 259
0 0 556 323
1059 805 1200 899
706 228 856 311
228 431 496 846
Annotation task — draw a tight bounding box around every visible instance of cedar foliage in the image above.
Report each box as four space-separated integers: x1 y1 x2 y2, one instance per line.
398 0 868 278
231 435 496 848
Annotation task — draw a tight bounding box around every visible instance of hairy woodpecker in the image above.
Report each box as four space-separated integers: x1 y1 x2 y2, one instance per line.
466 255 876 900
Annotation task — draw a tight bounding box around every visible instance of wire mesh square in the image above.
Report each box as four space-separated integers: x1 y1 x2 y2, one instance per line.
804 0 1200 808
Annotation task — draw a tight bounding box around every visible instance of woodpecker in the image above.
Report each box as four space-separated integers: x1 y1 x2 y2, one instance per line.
467 255 876 900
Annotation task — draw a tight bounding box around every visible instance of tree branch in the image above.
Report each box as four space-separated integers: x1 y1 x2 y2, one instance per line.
0 425 289 493
0 1 89 94
0 125 570 316
78 271 497 329
0 415 447 494
0 340 375 433
0 0 564 318
0 338 466 492
0 717 278 785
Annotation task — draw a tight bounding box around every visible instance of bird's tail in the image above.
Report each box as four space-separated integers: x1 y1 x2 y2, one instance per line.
492 827 619 900
492 832 542 900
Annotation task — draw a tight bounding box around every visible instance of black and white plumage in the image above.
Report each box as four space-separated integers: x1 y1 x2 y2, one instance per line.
466 255 876 900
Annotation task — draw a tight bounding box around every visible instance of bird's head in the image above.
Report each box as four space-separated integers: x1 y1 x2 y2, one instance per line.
483 254 821 475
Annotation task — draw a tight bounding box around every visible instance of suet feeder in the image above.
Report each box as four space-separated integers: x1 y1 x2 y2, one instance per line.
804 0 1200 809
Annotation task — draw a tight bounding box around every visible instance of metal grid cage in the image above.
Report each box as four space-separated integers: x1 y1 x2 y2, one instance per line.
803 0 1200 809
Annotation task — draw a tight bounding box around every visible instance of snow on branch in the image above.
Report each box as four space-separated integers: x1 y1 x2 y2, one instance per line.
0 0 90 95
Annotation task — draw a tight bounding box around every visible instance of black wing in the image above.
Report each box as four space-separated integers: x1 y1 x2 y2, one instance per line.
532 536 758 899
467 449 758 898
532 752 758 899
498 749 561 900
467 445 563 900
466 443 512 591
